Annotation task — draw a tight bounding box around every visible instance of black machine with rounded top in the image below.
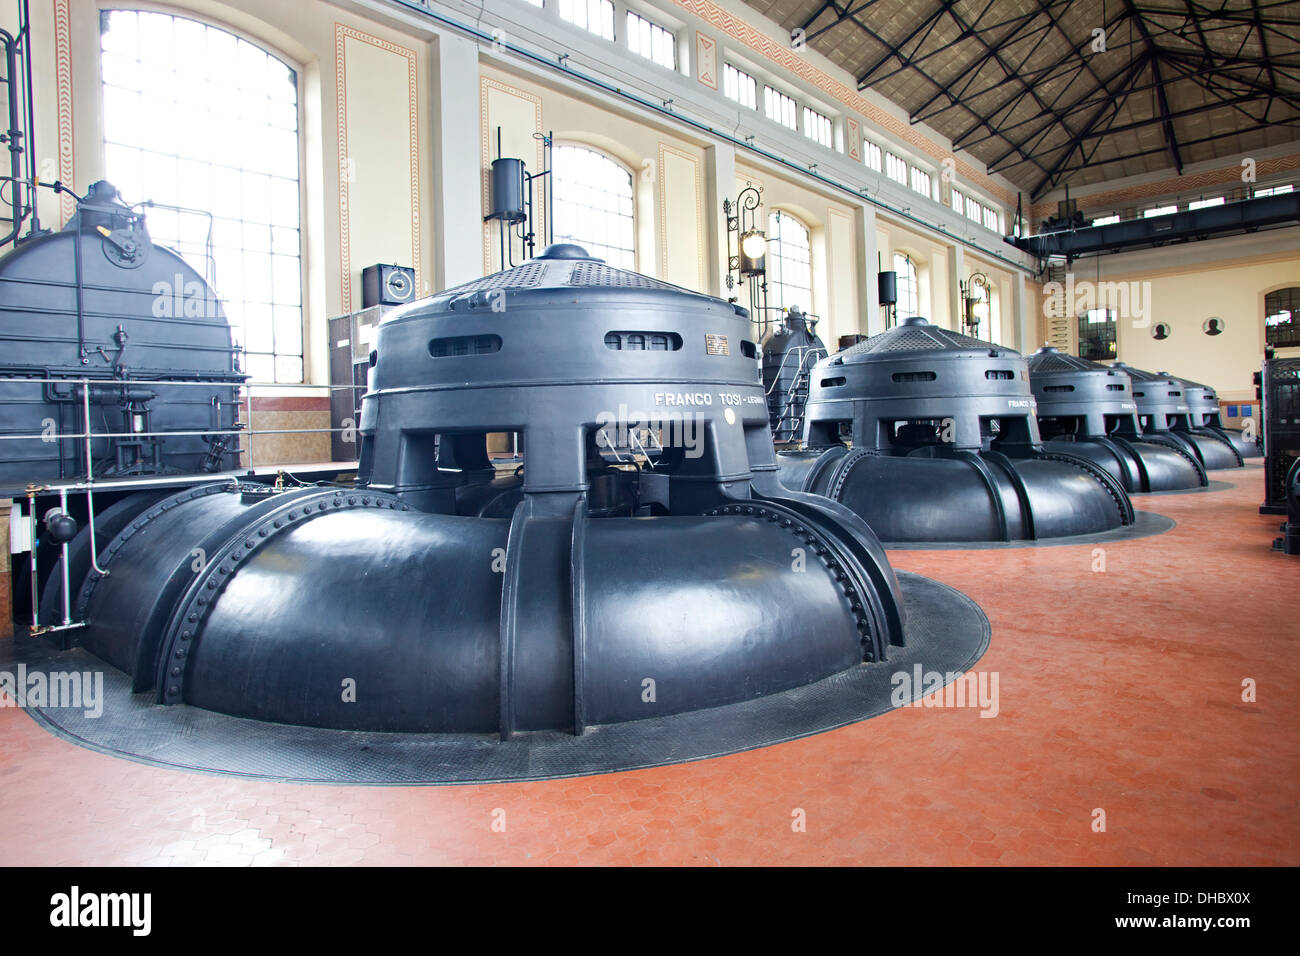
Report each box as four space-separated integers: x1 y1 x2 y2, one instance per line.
1027 347 1207 492
1178 374 1261 460
1110 362 1243 471
777 318 1136 543
0 181 244 485
67 244 919 738
760 306 828 444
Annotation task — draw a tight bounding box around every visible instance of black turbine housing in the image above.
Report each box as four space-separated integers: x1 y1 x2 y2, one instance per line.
760 306 827 444
71 244 908 736
0 181 244 484
777 317 1135 543
1178 373 1261 460
1027 347 1207 492
1110 362 1243 471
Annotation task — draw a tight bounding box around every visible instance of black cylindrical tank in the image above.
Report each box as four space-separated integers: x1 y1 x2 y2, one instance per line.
1110 362 1242 470
488 158 527 223
1027 347 1206 492
778 318 1135 543
0 181 244 484
760 306 828 443
72 245 911 736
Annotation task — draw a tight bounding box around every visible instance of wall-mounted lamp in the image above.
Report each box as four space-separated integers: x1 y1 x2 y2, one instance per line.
725 185 766 287
724 185 774 339
960 271 990 338
739 229 767 276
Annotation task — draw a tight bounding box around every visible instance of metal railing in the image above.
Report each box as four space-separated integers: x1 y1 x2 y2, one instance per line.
2 374 357 635
766 346 826 444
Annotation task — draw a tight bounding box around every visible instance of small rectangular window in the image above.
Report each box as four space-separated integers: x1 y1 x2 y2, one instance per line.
863 141 882 172
965 195 981 222
559 0 615 40
1188 197 1224 210
951 187 964 212
1091 213 1120 226
884 152 908 186
626 11 676 69
983 206 999 231
909 166 932 198
723 63 756 109
1143 204 1178 218
802 107 833 148
764 87 797 130
1254 184 1293 198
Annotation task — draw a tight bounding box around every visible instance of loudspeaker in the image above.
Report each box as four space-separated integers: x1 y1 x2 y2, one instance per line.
362 264 416 307
878 271 897 306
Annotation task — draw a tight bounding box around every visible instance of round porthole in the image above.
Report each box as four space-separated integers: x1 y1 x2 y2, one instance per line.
1203 317 1224 335
1151 322 1171 340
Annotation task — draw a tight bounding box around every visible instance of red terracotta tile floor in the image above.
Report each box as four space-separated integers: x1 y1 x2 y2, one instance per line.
1 470 1296 866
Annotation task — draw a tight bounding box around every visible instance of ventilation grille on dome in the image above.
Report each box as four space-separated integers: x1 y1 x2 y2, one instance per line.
842 324 998 357
440 263 549 297
1114 364 1162 382
1028 352 1100 373
567 262 682 290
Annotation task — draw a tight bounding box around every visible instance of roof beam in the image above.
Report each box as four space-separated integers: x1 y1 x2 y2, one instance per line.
1122 0 1183 174
855 0 959 88
865 7 1052 90
1034 120 1300 181
1028 52 1151 199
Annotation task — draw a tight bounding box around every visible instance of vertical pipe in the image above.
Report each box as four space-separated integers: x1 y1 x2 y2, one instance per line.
57 488 70 626
245 388 254 470
81 378 92 479
80 373 109 577
86 483 107 576
26 490 37 631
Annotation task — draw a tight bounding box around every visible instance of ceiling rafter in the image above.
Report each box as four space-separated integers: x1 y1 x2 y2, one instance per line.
748 0 1300 193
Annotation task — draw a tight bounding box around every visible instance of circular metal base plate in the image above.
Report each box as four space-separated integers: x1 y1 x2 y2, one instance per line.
8 572 988 785
1137 479 1235 497
884 508 1175 551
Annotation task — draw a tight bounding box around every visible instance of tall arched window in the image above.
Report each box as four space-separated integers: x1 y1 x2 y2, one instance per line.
551 145 635 269
1265 287 1300 347
767 210 811 311
893 253 918 317
100 10 303 383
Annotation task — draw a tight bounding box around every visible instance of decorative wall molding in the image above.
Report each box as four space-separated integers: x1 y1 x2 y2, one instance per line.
53 0 75 225
334 23 421 312
695 32 717 90
479 76 543 271
826 204 853 324
657 142 707 290
845 116 860 163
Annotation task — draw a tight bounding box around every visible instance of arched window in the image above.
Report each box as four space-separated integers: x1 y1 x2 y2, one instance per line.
99 11 303 383
893 253 918 317
551 145 635 269
767 210 812 312
1265 287 1300 347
